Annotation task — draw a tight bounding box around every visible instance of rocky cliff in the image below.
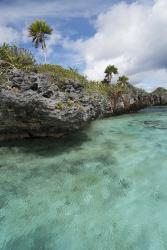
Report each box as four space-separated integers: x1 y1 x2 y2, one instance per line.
0 68 162 140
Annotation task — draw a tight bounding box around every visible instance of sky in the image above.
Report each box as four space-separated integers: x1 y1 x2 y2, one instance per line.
0 0 167 91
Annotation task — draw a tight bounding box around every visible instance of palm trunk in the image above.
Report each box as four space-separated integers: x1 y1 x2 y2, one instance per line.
41 38 47 64
43 48 47 64
108 74 112 84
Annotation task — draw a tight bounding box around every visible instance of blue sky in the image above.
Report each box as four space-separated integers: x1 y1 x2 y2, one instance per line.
0 0 167 91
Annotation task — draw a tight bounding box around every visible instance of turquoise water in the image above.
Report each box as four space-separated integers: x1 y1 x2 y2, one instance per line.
1 107 167 250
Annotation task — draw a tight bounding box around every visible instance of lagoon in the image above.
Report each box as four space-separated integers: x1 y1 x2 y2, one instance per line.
1 107 167 249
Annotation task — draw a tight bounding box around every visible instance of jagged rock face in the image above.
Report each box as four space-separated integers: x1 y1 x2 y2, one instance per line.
0 69 111 140
0 69 162 140
161 95 167 105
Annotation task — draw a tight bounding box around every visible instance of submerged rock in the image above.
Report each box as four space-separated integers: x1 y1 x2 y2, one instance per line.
0 68 163 140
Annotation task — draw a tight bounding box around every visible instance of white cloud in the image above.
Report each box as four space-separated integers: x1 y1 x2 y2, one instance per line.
0 0 167 90
46 31 62 55
0 0 113 22
131 69 167 92
65 0 167 90
0 0 111 60
0 25 21 44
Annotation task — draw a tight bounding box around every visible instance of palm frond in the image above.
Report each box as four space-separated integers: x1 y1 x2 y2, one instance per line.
28 20 53 50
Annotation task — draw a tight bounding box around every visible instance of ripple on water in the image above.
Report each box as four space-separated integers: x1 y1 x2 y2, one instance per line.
144 120 167 129
1 107 167 249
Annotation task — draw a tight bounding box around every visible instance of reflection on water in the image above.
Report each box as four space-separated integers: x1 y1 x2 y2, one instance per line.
1 107 167 249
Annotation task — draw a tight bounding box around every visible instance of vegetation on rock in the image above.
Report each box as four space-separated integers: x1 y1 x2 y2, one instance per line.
151 87 167 96
0 42 139 101
0 43 36 70
37 64 87 87
110 81 127 108
55 102 65 110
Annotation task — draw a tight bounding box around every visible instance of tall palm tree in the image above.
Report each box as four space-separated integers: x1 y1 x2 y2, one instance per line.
28 20 53 63
104 65 118 84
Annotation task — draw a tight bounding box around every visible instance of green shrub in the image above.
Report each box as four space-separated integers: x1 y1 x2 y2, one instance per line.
0 43 36 70
84 81 112 95
67 99 74 107
55 102 65 110
36 65 113 95
37 64 87 87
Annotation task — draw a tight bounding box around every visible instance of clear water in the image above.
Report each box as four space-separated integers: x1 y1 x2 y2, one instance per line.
1 107 167 250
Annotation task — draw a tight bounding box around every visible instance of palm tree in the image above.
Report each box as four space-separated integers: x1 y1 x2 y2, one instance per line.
104 65 118 84
28 20 53 63
117 75 129 86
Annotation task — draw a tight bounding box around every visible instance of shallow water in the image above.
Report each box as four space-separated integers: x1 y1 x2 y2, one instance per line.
1 107 167 250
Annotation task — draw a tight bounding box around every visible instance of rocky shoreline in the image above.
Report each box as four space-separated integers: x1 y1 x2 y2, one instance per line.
0 68 165 141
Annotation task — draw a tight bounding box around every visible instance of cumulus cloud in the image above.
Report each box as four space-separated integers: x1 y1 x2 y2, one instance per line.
66 0 167 91
0 25 21 44
0 0 167 90
46 31 62 55
0 0 115 60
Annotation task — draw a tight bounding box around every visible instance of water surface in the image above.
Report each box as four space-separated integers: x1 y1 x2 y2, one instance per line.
1 107 167 250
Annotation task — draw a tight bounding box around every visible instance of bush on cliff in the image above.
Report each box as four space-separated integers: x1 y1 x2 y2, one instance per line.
0 43 36 70
151 87 167 96
108 82 127 108
84 81 111 95
37 64 87 86
37 65 115 95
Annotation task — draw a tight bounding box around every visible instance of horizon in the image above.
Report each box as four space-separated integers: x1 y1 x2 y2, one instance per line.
0 0 167 91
